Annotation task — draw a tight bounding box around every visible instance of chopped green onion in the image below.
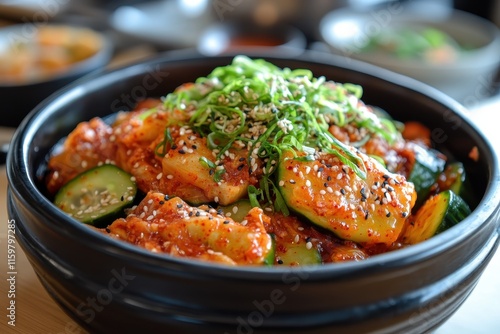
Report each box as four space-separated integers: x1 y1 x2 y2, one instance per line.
160 56 400 213
199 156 216 169
155 128 173 157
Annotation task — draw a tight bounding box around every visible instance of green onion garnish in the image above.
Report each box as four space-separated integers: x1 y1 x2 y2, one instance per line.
161 56 401 212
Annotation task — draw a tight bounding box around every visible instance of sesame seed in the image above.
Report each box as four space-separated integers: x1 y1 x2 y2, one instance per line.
320 190 326 195
156 173 163 180
294 234 300 243
306 242 313 250
306 180 312 187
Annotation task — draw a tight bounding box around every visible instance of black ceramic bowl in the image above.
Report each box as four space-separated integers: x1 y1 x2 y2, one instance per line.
7 51 500 334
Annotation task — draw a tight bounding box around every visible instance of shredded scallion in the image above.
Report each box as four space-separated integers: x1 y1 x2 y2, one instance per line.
161 56 401 213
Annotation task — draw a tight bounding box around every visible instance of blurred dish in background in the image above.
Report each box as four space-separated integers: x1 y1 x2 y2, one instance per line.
0 25 103 84
109 0 215 50
319 6 500 104
356 26 465 64
0 0 71 20
208 0 399 40
0 24 113 127
197 22 306 56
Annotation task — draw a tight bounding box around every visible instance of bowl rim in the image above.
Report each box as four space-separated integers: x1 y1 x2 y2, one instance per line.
0 23 113 88
319 6 500 71
7 49 500 278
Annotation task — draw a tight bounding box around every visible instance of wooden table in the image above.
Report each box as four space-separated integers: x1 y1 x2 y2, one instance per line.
1 99 499 333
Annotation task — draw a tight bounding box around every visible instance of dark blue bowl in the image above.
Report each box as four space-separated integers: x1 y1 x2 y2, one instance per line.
6 51 500 334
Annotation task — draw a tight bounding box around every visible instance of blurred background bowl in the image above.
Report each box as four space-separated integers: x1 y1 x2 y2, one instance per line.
197 22 306 56
319 6 500 104
0 23 113 127
6 51 500 334
109 0 215 50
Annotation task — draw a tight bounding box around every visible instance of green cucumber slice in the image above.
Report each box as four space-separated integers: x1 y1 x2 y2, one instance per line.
276 240 322 266
408 145 446 208
217 200 254 223
401 190 470 244
438 162 466 196
263 234 276 266
54 164 137 225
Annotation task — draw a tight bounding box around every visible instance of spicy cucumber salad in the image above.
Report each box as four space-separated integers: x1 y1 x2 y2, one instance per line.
46 56 471 266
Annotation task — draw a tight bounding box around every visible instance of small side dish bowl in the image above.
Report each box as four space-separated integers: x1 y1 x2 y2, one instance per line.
0 24 113 127
319 7 500 104
197 22 306 56
7 51 500 333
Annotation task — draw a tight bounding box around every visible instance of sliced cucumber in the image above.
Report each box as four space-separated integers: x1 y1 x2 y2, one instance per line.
217 199 254 223
263 234 276 266
400 190 470 244
438 162 465 196
276 240 322 266
54 164 137 225
408 145 446 209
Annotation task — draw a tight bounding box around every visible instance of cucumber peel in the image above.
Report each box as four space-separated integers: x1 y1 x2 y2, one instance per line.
54 164 137 225
401 190 470 244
